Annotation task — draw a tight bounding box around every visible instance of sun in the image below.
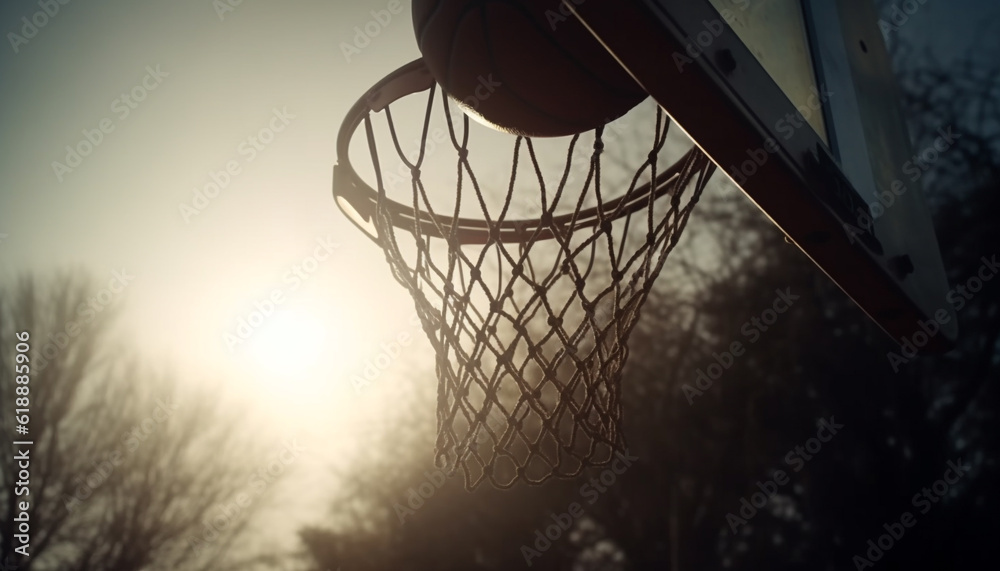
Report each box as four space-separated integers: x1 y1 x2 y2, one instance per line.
248 309 328 377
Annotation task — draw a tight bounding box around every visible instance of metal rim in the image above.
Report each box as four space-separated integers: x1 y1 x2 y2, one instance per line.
333 58 703 246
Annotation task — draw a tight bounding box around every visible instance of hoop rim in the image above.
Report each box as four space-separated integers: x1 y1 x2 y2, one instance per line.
333 58 701 246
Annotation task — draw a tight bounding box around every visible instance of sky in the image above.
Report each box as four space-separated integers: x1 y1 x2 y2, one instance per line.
1 0 996 559
0 0 437 549
0 0 430 411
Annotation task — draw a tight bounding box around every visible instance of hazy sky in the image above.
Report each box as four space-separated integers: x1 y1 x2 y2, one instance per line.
1 0 996 556
0 0 436 548
0 0 430 402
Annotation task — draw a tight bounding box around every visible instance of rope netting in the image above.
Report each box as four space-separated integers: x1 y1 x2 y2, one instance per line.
360 84 715 489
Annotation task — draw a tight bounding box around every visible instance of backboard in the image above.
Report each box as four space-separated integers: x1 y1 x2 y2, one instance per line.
568 0 958 352
331 0 960 488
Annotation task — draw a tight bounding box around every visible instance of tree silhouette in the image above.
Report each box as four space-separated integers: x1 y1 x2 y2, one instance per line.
0 273 289 570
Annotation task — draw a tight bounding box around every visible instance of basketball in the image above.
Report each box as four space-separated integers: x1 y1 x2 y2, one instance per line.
412 0 647 137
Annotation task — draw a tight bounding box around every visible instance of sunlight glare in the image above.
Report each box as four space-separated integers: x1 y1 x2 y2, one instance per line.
249 310 328 377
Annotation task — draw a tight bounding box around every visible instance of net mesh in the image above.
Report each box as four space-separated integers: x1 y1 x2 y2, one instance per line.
361 86 715 489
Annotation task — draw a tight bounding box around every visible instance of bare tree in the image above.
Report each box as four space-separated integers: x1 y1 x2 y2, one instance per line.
0 272 292 570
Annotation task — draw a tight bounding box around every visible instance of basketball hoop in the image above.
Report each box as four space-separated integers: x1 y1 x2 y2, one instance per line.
334 59 714 489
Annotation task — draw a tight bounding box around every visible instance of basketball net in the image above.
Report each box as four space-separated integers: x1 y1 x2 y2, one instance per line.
335 60 715 489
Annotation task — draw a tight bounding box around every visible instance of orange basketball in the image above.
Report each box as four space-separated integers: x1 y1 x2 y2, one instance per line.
412 0 647 137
